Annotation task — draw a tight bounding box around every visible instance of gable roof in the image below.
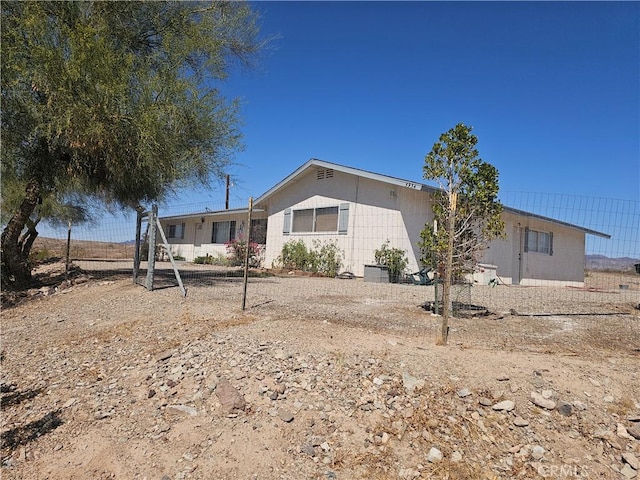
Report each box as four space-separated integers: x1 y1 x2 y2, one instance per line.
255 158 439 205
255 158 610 239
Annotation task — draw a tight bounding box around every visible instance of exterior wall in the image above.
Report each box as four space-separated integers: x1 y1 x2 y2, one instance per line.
160 211 267 262
480 211 586 286
261 168 433 276
161 164 590 287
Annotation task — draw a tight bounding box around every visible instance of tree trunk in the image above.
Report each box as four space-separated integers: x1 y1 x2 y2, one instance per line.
1 181 41 290
439 192 457 345
20 221 40 258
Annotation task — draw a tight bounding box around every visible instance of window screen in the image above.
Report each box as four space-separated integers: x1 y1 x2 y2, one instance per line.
292 209 314 232
315 207 338 232
526 229 552 255
212 221 236 243
168 223 185 239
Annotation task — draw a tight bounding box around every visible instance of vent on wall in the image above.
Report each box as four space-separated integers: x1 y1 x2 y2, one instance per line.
317 168 334 180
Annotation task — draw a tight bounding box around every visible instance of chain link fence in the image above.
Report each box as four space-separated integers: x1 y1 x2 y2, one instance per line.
28 193 640 315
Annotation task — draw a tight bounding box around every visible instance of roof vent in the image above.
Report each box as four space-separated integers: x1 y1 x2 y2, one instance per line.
317 168 334 180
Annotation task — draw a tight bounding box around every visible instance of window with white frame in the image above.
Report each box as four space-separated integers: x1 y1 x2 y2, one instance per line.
168 223 185 239
212 220 236 244
525 228 553 255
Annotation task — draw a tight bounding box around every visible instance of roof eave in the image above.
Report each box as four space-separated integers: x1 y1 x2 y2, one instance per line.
159 207 265 222
503 206 611 238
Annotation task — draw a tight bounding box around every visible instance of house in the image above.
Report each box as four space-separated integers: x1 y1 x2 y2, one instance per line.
161 159 610 286
159 207 268 261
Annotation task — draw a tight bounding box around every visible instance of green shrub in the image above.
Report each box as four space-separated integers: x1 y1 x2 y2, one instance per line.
374 240 408 283
276 239 343 277
193 254 230 266
311 240 343 277
277 239 310 270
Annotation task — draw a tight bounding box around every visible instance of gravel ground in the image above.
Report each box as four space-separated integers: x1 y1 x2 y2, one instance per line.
1 263 639 479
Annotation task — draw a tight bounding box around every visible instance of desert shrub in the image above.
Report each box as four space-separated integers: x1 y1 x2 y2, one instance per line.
29 247 55 265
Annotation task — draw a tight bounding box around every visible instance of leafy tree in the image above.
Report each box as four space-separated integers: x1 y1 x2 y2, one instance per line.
420 123 505 345
1 1 263 289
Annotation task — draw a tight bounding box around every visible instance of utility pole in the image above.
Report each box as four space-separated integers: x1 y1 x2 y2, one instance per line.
225 174 230 210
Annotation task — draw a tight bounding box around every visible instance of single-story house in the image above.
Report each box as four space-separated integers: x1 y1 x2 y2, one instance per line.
161 159 610 286
159 207 268 261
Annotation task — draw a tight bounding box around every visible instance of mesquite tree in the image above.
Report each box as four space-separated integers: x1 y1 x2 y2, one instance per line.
1 1 263 289
420 123 505 345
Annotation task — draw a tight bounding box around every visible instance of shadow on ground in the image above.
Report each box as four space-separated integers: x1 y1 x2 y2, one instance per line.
1 383 63 456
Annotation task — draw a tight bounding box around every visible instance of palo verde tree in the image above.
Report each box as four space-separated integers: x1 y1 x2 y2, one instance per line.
420 123 505 345
1 1 263 289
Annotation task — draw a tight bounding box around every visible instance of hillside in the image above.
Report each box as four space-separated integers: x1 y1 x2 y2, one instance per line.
586 255 640 273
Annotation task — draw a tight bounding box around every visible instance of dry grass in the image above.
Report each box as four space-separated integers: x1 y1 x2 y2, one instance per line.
33 237 134 260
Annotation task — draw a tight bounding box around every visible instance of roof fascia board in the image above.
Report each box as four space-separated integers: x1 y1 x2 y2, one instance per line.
160 207 265 222
503 206 610 238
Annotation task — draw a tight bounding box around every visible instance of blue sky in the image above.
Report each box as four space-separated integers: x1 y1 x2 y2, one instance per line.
46 2 640 255
176 0 639 210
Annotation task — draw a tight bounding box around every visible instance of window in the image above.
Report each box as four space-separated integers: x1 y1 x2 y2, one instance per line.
283 204 349 235
168 223 185 239
212 220 236 244
525 228 553 255
315 207 339 232
291 207 338 233
250 218 267 244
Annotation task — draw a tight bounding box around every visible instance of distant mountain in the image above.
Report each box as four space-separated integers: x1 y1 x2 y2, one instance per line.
586 255 640 272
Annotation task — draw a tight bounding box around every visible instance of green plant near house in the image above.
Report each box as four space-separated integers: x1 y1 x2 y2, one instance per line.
374 240 408 283
194 253 230 266
275 239 344 277
277 239 310 270
226 237 263 267
310 239 343 278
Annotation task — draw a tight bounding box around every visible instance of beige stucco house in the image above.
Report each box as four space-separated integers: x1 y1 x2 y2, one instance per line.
159 207 268 262
161 159 609 286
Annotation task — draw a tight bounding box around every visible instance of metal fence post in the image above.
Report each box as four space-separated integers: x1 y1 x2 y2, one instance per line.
145 204 157 291
242 197 253 310
133 209 142 282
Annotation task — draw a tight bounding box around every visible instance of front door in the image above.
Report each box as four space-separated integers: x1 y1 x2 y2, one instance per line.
194 222 203 256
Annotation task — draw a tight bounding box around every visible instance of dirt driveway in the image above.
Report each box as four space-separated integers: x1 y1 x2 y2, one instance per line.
1 265 639 479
